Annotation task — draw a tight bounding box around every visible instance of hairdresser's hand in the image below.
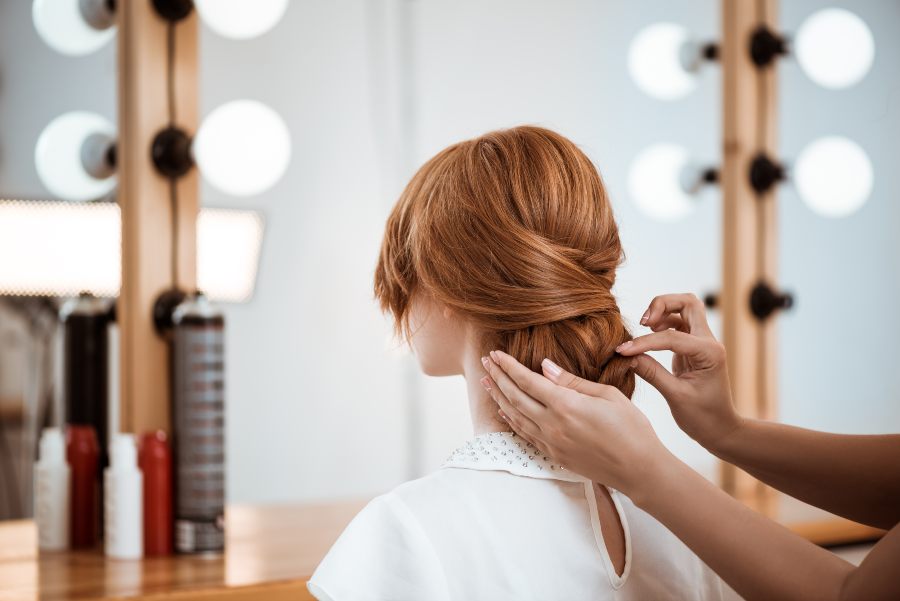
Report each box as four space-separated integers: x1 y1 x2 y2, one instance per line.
481 351 676 499
616 293 743 453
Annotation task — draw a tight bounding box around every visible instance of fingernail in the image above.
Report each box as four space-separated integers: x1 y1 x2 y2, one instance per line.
541 358 562 378
480 376 492 390
489 350 499 362
481 356 489 369
640 312 649 326
616 340 633 353
498 410 509 421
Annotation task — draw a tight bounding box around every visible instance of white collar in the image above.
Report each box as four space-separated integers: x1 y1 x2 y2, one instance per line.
442 432 587 483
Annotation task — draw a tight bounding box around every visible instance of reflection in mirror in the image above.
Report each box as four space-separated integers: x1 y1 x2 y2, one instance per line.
0 0 116 522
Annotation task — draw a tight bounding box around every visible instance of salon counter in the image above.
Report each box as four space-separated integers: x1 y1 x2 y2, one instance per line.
0 494 883 601
0 500 366 601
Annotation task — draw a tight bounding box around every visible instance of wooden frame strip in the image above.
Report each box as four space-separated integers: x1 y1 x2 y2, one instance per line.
117 5 199 434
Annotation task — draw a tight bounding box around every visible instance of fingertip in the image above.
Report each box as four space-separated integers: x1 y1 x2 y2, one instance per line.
540 358 563 380
615 340 635 354
480 376 493 391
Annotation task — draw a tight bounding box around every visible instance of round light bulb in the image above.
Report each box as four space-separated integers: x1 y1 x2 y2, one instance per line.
194 100 292 197
35 111 117 202
32 0 115 56
794 136 873 218
628 23 696 101
795 8 874 89
627 144 695 222
195 0 288 40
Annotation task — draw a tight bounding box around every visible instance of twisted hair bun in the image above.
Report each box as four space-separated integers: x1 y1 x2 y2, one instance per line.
375 126 634 397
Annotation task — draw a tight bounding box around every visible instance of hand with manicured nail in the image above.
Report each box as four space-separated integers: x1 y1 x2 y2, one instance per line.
481 350 674 500
616 293 743 452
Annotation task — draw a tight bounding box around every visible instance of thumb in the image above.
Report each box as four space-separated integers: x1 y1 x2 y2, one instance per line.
541 359 615 398
631 353 681 401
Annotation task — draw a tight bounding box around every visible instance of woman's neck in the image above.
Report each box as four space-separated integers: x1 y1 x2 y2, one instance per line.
461 347 511 436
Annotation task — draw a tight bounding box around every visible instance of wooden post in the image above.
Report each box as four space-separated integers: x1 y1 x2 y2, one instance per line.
117 4 199 434
719 0 779 501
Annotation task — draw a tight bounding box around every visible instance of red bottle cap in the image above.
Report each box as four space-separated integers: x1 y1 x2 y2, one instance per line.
139 430 173 556
66 425 100 549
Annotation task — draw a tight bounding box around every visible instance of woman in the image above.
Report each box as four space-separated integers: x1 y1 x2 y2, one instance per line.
308 127 735 600
482 293 900 601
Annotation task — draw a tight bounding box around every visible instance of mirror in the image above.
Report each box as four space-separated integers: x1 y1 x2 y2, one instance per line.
0 0 116 522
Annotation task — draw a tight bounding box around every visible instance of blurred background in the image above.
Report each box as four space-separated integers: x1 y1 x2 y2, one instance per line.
1 0 898 520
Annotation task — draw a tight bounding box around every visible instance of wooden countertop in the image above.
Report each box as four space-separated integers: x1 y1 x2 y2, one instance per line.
0 491 884 601
0 500 367 601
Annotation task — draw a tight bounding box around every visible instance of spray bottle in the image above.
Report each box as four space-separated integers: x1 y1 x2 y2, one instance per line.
171 291 225 554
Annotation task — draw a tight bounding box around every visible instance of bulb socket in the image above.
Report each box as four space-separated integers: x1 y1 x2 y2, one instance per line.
152 0 194 22
153 288 188 335
749 153 785 194
750 281 793 321
750 25 788 67
152 127 194 179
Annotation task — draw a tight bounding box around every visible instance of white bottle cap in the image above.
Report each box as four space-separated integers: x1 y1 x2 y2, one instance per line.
110 433 138 470
38 428 65 464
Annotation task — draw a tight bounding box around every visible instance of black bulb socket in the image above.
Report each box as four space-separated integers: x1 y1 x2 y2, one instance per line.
152 127 194 179
750 281 793 321
152 0 194 22
153 288 188 335
749 153 785 195
750 25 788 67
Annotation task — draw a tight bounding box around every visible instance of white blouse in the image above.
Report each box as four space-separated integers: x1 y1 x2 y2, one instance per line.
308 432 737 601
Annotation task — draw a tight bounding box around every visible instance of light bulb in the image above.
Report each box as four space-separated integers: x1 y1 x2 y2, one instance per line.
794 136 873 218
795 8 874 89
627 144 696 222
628 23 696 101
194 100 291 197
194 0 288 40
35 111 117 202
32 0 115 56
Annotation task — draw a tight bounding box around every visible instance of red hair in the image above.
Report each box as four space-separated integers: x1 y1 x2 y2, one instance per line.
374 126 634 397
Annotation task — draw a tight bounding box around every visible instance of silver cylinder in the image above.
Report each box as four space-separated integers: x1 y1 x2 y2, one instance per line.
171 292 225 554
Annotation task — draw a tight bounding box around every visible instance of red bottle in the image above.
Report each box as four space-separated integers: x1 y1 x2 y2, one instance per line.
66 425 100 549
139 430 173 556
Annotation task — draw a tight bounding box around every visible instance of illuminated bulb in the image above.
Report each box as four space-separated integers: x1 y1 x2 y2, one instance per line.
193 100 292 197
32 0 115 56
35 111 117 202
628 144 697 222
794 137 873 218
628 23 698 101
795 9 875 89
195 0 288 40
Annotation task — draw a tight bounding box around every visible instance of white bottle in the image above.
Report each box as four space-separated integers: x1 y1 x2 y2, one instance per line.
104 433 143 559
34 428 70 551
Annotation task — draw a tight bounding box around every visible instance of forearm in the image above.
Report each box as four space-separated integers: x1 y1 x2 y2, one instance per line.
710 419 900 529
635 454 854 601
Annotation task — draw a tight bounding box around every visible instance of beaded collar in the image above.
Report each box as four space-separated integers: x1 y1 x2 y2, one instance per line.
442 431 587 483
